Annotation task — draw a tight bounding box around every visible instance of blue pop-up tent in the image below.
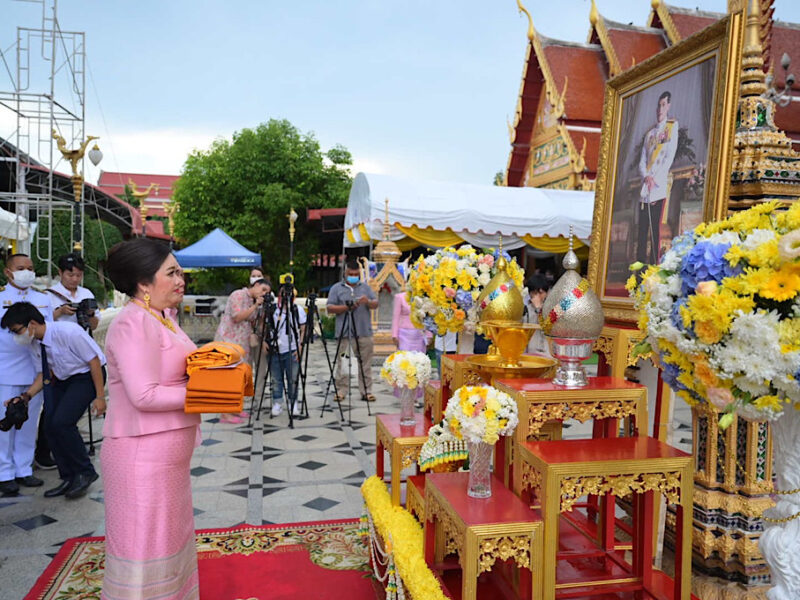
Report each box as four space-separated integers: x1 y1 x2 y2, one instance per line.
174 228 262 268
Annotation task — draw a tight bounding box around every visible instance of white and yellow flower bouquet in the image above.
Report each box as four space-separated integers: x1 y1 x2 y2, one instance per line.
380 351 432 390
444 385 518 445
631 201 800 426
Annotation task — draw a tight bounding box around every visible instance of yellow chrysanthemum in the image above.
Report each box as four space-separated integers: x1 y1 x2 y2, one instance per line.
748 239 781 269
753 395 783 411
759 267 800 301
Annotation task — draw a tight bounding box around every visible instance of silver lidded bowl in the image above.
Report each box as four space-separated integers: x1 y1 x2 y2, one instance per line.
539 235 604 387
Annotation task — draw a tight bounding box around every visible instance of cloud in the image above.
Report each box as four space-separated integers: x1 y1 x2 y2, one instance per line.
83 127 224 183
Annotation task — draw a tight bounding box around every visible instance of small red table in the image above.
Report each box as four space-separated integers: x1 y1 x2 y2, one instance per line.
494 376 648 491
517 436 692 600
424 472 543 600
375 413 431 506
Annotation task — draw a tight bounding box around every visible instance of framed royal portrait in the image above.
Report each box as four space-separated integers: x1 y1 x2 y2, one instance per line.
587 15 743 323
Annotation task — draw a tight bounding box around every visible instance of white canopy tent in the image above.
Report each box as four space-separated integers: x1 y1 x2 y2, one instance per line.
0 206 30 242
343 172 594 251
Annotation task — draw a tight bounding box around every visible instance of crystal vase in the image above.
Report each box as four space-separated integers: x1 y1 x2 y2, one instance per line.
397 386 416 426
467 440 493 499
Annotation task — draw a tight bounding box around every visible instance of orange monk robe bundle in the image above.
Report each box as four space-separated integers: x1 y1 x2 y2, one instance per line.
186 341 247 375
185 342 254 413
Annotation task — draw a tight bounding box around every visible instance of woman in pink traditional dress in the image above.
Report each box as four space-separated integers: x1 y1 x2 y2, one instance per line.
391 292 431 400
101 239 200 600
213 279 269 423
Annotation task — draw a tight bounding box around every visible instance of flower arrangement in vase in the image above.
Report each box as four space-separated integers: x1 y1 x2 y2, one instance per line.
630 201 800 425
407 245 525 336
380 351 431 425
630 201 800 599
443 385 518 498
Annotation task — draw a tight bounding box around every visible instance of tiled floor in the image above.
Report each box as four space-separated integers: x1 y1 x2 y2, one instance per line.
0 346 696 599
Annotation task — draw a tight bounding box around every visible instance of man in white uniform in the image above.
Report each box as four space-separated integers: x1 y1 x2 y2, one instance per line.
637 90 679 265
47 253 98 331
0 254 53 496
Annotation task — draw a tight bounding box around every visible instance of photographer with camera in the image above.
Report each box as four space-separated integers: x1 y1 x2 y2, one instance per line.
326 260 378 403
0 254 53 496
214 277 270 424
47 253 99 332
269 276 306 417
1 301 106 499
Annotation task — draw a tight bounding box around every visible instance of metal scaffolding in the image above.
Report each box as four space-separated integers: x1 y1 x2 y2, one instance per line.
0 0 87 279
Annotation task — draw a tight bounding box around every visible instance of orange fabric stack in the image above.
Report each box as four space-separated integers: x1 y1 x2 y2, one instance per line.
185 342 254 414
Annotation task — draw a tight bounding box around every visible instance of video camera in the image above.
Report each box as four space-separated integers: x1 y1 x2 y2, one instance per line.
70 297 98 330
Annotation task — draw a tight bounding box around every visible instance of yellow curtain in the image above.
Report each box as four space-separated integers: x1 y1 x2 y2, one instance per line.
394 224 464 248
522 234 586 253
395 236 420 251
358 223 370 240
346 229 356 244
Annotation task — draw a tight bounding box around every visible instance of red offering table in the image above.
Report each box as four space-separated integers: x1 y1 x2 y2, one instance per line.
424 472 543 600
494 376 647 491
375 413 431 506
517 436 693 600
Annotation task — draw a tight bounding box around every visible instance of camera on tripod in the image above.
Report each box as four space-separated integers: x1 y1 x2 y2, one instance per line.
70 298 98 330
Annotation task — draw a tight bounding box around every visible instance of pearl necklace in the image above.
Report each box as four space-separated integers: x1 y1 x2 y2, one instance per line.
131 298 177 333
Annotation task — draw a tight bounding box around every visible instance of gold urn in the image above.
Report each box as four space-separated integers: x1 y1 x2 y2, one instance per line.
476 255 524 323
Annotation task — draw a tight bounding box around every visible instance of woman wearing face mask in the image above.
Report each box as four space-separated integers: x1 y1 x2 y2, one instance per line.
102 239 201 599
0 254 53 497
213 278 270 424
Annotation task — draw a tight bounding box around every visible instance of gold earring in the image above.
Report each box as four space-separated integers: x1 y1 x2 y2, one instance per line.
144 292 151 311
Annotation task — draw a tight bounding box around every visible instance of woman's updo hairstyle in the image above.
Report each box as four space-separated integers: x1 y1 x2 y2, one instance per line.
106 239 172 297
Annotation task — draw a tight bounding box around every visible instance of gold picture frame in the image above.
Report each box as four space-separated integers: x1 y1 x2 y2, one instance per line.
587 14 743 323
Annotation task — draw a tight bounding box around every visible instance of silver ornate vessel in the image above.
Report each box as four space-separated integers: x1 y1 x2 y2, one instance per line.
540 235 604 387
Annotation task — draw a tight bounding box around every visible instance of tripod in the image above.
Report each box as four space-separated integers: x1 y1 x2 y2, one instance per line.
252 291 307 429
300 293 344 421
320 303 372 424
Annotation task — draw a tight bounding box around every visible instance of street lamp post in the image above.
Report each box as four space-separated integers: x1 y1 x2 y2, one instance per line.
52 130 102 252
287 207 298 275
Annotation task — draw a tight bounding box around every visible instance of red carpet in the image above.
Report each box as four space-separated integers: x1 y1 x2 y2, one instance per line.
26 519 377 600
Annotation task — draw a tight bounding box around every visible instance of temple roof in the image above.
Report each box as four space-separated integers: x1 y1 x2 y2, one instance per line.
507 1 800 187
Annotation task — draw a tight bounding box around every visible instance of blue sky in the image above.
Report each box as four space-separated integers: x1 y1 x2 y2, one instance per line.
3 1 800 187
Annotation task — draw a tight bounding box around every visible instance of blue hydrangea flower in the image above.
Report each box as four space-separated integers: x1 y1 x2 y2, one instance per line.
679 241 741 294
660 359 686 391
455 290 473 310
669 298 688 332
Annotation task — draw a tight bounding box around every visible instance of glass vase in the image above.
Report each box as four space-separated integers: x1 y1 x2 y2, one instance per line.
467 440 493 499
397 386 416 426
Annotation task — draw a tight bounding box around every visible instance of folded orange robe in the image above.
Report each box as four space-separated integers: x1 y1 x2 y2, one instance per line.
185 361 254 414
186 341 247 375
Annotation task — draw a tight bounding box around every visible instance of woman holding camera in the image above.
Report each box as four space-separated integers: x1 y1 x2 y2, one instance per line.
213 278 270 424
102 239 200 600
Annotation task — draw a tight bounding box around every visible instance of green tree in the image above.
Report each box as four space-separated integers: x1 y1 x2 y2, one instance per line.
172 119 352 292
29 210 123 303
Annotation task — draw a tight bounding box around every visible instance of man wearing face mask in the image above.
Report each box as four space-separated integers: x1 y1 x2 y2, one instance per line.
1 301 106 499
0 254 53 496
326 260 378 403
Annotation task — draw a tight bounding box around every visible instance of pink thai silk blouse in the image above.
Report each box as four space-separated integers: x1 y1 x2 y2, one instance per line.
103 302 200 438
391 293 414 338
